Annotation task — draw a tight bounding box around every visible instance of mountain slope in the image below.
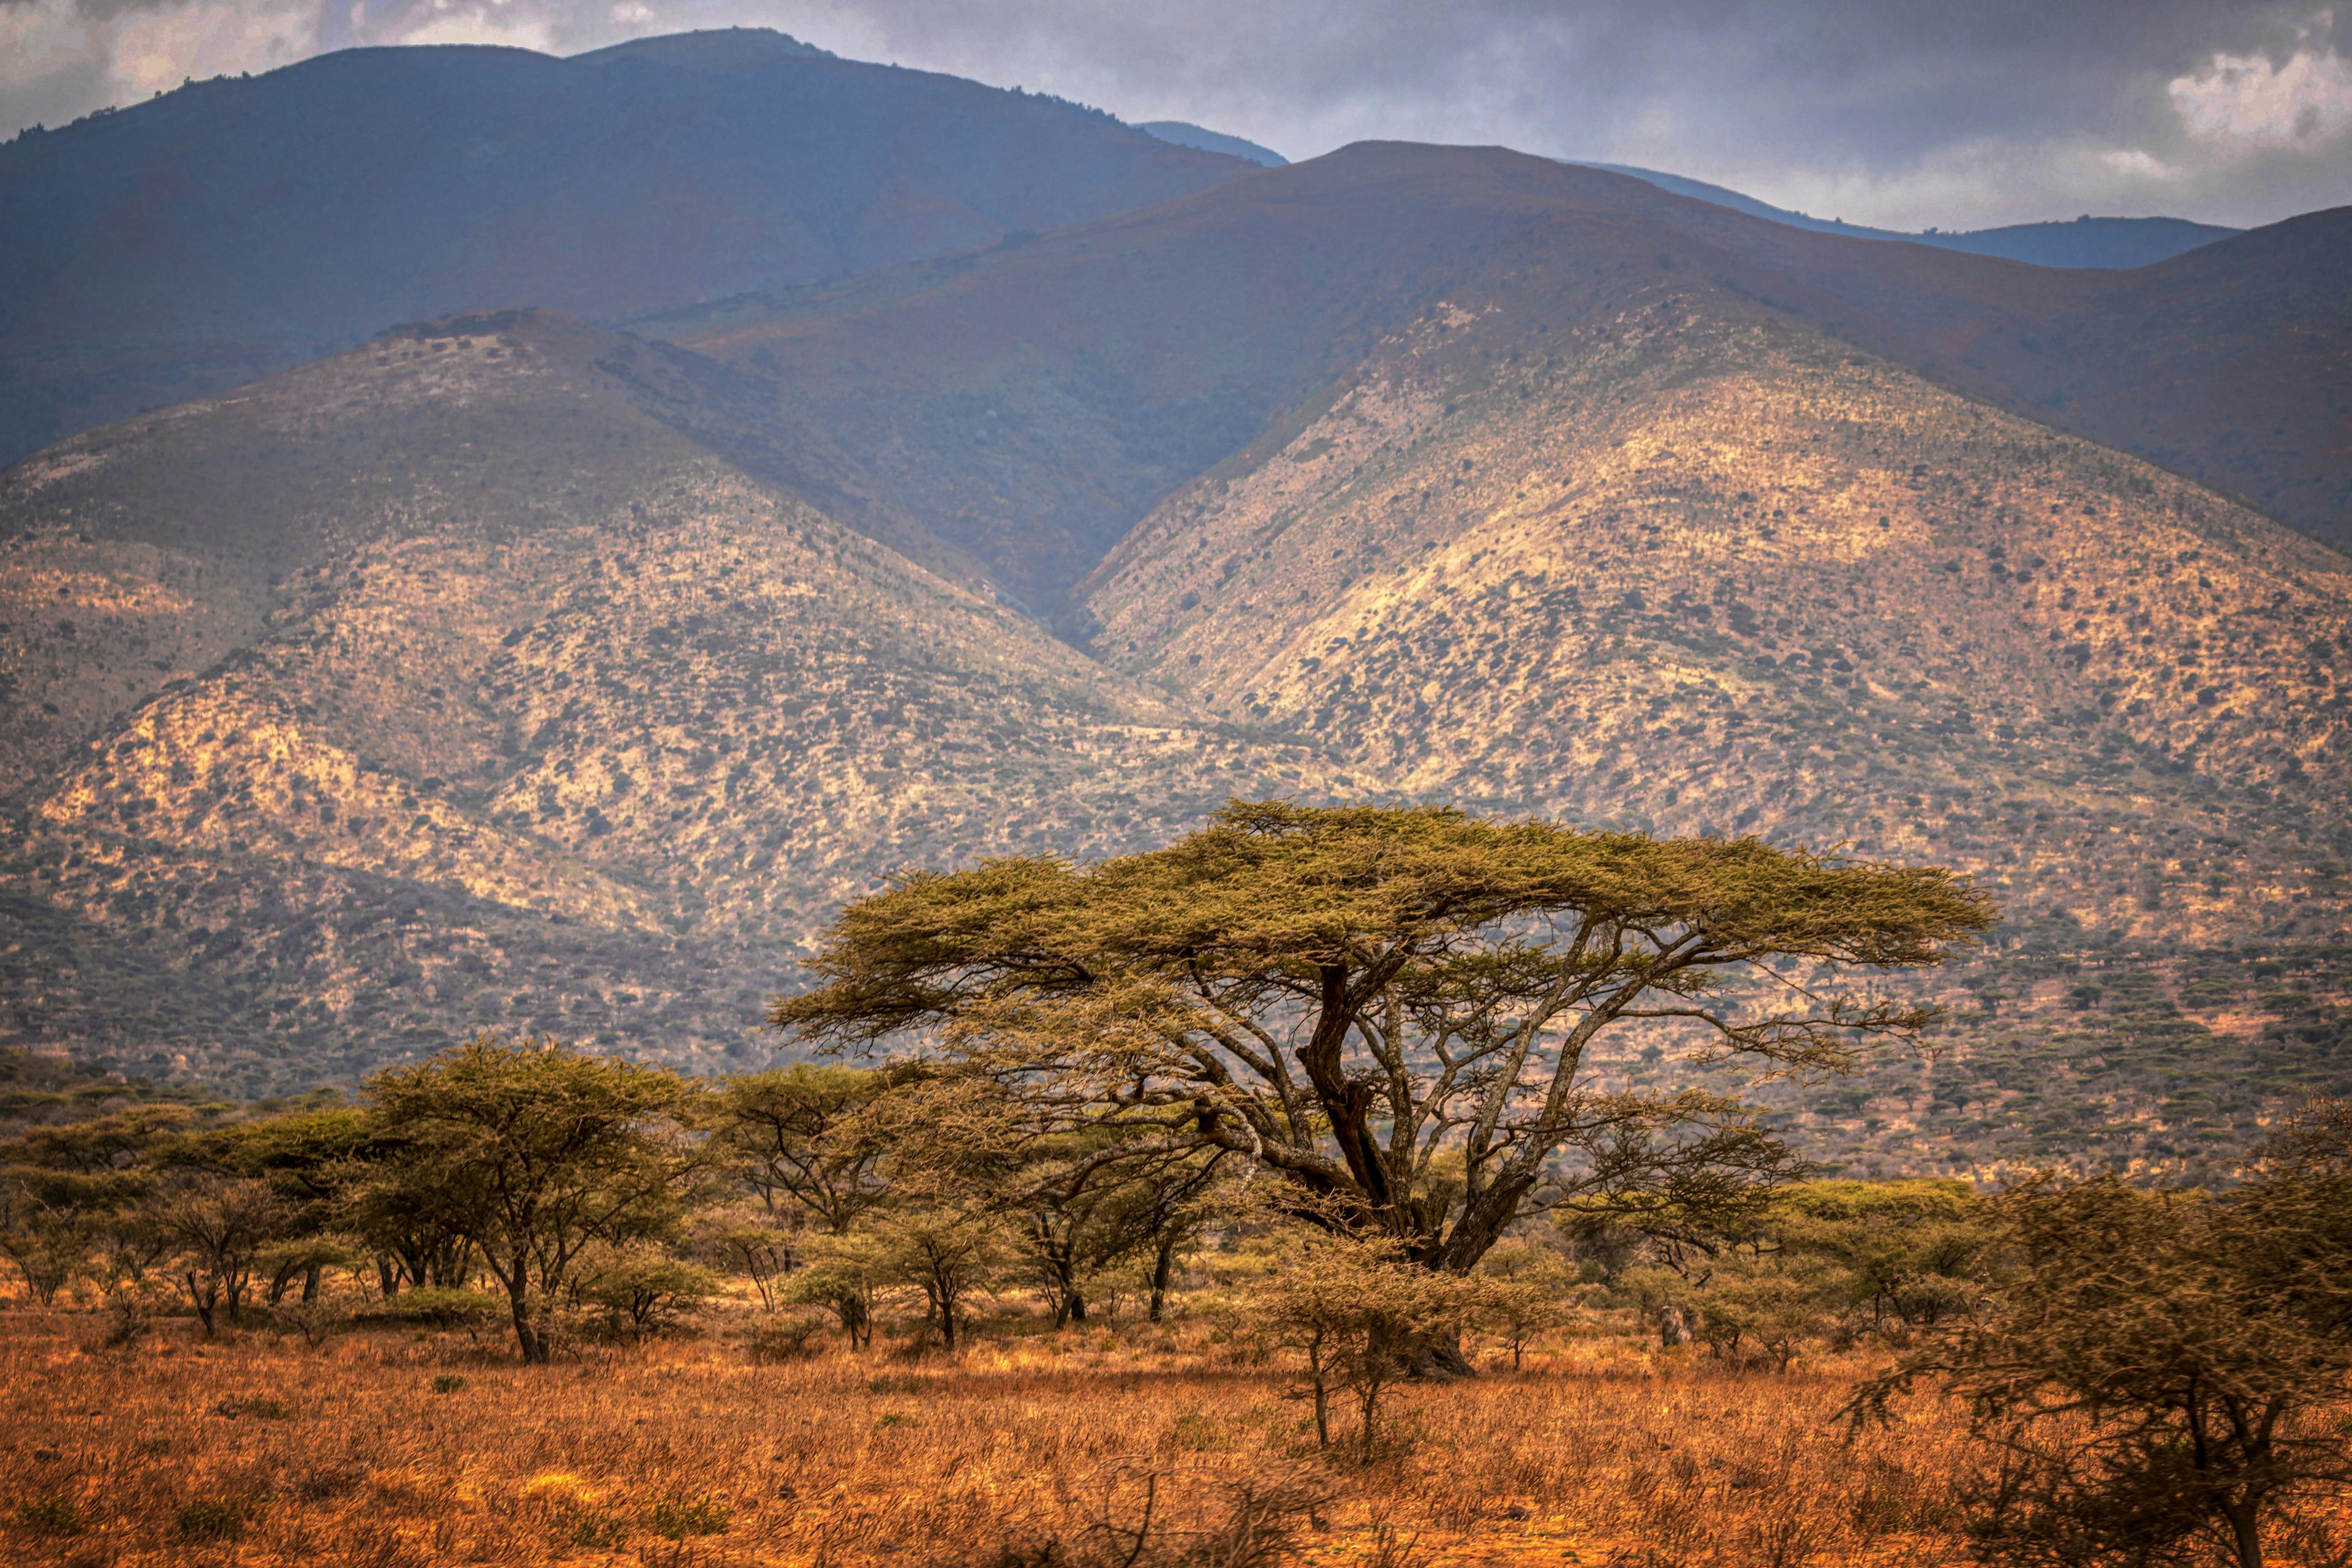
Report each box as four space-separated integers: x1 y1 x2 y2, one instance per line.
654 143 2352 590
0 311 1335 1094
1084 290 2352 937
0 30 1250 469
647 143 2352 1169
1071 252 2352 1176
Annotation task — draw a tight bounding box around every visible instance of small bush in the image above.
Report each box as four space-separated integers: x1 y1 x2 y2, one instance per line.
581 1252 722 1341
16 1494 85 1536
295 1466 363 1502
748 1316 826 1363
176 1494 261 1540
91 1293 153 1351
269 1298 347 1348
557 1505 628 1549
431 1373 467 1394
213 1396 291 1420
1172 1412 1227 1452
649 1493 731 1539
368 1287 500 1330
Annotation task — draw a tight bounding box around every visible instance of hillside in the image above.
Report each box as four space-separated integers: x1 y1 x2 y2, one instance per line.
0 311 1335 1096
650 145 2352 1169
653 145 2352 586
0 29 1250 469
1137 121 1289 167
1 145 2346 1174
1077 273 2352 1177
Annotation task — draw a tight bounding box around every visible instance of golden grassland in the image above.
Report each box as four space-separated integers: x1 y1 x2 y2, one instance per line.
0 1302 2000 1568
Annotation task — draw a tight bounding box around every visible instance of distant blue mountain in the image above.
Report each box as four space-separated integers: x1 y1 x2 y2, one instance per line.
0 29 1254 467
1136 121 1287 167
1576 162 2239 270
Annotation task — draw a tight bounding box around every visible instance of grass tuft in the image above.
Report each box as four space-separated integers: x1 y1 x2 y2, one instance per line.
16 1493 85 1536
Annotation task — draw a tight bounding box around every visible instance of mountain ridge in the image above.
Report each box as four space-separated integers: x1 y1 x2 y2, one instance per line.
1576 160 2240 269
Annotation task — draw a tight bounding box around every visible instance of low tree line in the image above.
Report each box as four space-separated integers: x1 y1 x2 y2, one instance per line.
0 1042 1239 1363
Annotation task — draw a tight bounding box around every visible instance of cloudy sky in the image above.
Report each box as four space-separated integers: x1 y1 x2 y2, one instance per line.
4 0 2349 230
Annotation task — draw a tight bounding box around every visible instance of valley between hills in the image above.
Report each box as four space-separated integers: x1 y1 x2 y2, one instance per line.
0 108 2347 1182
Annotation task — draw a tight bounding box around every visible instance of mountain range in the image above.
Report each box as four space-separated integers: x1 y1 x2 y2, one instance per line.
1 31 2347 1177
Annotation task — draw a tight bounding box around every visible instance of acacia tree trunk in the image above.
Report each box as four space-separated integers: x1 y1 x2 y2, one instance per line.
1409 1333 1476 1379
487 1250 549 1363
185 1272 221 1336
1148 1233 1177 1323
508 1289 549 1363
832 1291 870 1348
1034 1220 1086 1328
1306 1333 1332 1449
2225 1500 2264 1568
921 1257 964 1349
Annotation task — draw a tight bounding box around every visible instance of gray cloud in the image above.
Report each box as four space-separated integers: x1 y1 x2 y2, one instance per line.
4 0 2349 229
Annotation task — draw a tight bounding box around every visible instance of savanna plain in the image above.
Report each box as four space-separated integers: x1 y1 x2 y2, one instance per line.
2 1297 1981 1568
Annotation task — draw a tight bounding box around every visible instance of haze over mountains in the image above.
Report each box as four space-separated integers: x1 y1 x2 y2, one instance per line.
1 31 2347 1174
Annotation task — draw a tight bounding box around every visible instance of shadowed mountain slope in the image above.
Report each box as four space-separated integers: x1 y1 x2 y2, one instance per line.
0 29 1250 469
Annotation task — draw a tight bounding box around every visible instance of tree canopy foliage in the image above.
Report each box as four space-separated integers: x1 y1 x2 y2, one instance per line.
773 801 1996 1270
363 1038 706 1362
1854 1105 2352 1568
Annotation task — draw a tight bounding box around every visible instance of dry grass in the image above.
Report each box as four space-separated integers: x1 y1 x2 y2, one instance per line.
0 1306 1994 1568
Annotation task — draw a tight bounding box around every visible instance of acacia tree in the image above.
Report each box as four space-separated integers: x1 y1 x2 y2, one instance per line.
1773 1178 1989 1330
1004 1137 1228 1328
363 1038 708 1363
1852 1156 2352 1568
0 1107 192 1304
709 1065 900 1335
861 1075 1231 1329
774 802 1993 1286
0 1167 98 1305
1254 1232 1495 1459
712 1065 894 1236
168 1109 375 1306
867 1204 1001 1351
149 1174 292 1333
